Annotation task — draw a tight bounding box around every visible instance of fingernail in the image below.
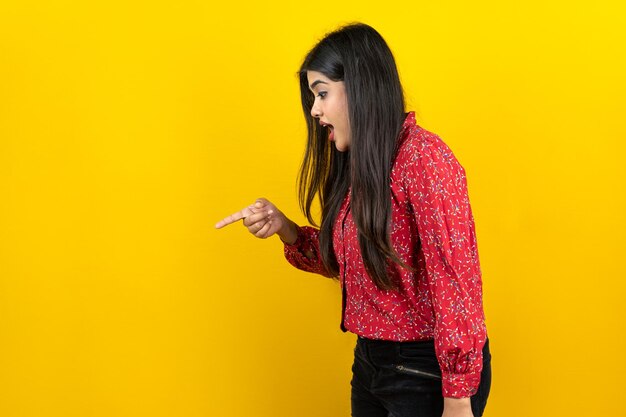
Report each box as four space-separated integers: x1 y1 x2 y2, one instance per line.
268 209 274 215
255 202 263 208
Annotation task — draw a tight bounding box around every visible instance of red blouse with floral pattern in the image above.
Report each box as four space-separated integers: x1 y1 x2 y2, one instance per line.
283 111 487 398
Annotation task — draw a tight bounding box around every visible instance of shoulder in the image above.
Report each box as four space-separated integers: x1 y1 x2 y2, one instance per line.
395 119 463 178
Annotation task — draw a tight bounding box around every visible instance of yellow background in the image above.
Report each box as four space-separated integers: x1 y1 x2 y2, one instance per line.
1 1 624 416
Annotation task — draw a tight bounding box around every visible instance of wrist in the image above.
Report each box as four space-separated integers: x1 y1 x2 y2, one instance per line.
278 218 298 245
444 397 471 409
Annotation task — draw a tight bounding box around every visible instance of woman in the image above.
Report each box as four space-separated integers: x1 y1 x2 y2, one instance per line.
216 23 491 417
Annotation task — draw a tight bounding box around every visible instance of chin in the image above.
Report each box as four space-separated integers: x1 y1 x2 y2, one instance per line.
334 143 349 152
332 137 347 152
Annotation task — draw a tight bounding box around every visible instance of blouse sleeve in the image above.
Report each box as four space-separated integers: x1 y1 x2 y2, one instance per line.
283 225 334 278
404 135 487 398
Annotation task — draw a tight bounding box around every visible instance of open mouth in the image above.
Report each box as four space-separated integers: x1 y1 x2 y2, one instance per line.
326 124 335 141
319 121 335 141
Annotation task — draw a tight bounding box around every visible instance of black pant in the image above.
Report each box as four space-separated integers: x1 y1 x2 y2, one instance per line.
351 337 491 417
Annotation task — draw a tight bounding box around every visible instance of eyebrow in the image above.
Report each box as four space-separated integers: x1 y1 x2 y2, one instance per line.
309 80 328 90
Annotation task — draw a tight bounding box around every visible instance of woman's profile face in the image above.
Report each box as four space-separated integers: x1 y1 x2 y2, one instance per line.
306 70 351 152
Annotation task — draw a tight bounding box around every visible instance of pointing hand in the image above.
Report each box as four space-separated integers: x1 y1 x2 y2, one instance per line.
215 198 287 240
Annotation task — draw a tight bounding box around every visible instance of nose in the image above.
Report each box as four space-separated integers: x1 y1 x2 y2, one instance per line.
310 102 322 119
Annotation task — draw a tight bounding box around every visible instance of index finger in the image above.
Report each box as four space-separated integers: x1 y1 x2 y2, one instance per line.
215 205 256 229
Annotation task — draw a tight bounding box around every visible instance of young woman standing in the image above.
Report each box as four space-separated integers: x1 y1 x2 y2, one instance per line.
216 23 491 417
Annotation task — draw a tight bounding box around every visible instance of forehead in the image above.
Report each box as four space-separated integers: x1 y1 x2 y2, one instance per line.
306 70 332 89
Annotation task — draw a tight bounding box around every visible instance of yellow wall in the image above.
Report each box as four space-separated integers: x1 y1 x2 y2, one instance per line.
1 1 624 416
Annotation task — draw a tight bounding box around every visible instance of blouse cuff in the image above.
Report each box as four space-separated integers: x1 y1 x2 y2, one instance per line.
441 371 481 398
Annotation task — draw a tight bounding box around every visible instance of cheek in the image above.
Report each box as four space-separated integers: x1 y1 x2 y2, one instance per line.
340 110 350 136
333 105 348 129
340 102 349 132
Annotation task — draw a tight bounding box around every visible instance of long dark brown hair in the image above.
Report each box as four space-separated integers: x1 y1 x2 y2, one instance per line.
297 23 409 290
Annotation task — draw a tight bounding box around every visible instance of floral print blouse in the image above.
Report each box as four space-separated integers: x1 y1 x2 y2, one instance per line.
283 112 487 398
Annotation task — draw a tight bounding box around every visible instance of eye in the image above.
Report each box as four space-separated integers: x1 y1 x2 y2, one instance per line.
317 91 327 99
